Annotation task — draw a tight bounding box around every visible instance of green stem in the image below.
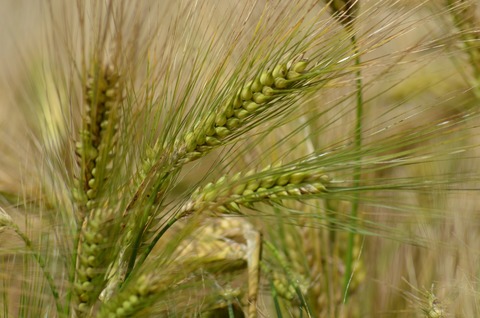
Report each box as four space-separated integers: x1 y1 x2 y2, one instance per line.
343 33 363 301
270 279 284 318
227 302 235 318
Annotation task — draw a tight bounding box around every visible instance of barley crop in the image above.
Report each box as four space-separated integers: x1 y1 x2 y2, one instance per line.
1 1 480 317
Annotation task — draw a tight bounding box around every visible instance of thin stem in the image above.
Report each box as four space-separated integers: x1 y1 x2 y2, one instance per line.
343 33 363 301
271 280 284 318
227 302 235 318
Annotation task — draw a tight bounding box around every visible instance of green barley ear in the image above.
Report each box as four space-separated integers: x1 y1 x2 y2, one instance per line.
73 62 122 220
97 272 168 318
74 203 123 317
402 280 446 318
72 62 124 316
424 290 445 318
179 162 329 218
262 260 309 305
181 59 314 164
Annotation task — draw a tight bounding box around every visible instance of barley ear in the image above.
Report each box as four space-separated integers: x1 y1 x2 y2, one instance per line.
179 162 330 218
424 289 445 318
73 63 122 220
72 62 124 317
180 59 313 165
73 205 120 317
97 273 160 318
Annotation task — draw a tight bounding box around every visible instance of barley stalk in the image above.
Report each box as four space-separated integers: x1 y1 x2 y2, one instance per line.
326 0 364 299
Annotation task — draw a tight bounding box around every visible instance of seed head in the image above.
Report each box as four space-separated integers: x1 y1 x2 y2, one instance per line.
181 59 311 161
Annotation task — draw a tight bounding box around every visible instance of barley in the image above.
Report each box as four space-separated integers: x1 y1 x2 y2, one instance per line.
179 163 330 218
425 292 445 318
263 240 311 312
73 206 118 317
272 271 309 304
119 51 337 278
181 59 313 164
71 62 124 316
174 217 262 317
0 207 13 230
73 63 122 219
403 281 446 318
4 1 479 317
97 273 162 318
262 257 309 305
283 224 308 278
97 222 260 318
